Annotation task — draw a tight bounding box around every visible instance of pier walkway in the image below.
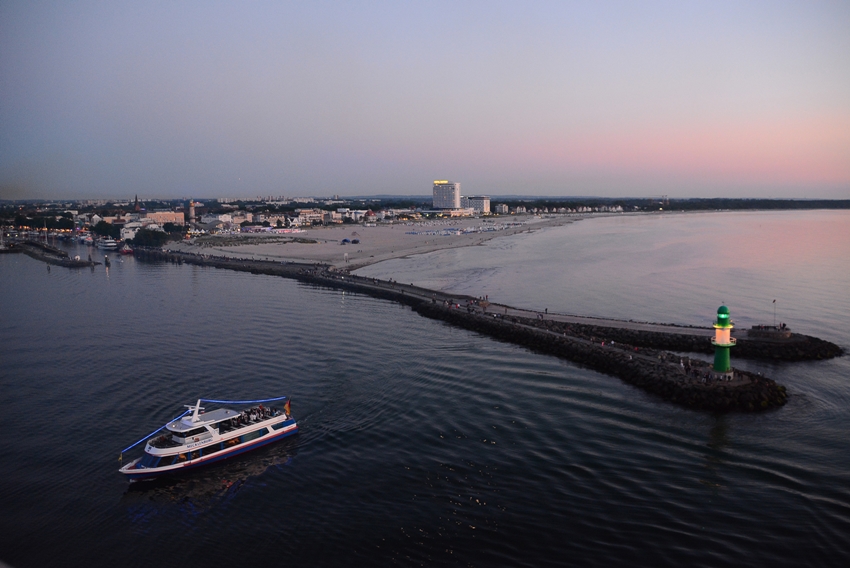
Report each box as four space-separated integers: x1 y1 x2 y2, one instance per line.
326 272 714 335
136 248 841 363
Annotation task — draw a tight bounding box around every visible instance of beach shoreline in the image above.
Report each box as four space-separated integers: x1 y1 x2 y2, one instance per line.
169 213 589 270
170 209 795 271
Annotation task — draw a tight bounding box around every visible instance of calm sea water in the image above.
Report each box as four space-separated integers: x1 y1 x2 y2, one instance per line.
1 210 848 567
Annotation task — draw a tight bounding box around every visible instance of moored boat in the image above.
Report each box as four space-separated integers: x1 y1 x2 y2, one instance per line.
119 243 134 255
96 237 118 249
119 397 297 481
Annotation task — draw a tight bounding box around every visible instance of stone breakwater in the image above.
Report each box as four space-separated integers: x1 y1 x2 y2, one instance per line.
520 319 843 362
20 240 99 268
413 303 788 413
133 248 843 412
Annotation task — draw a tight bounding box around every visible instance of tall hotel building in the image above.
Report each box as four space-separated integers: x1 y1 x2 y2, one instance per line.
433 180 461 209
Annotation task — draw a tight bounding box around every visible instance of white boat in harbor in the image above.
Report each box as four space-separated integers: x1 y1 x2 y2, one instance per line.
119 398 297 481
96 238 118 249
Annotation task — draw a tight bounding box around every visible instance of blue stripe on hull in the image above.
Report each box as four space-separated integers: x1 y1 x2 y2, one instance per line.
124 426 298 481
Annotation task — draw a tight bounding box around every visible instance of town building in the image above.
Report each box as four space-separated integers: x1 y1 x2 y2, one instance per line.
440 208 475 217
467 196 490 214
200 213 232 224
433 180 461 209
145 211 184 226
265 214 288 227
230 211 251 225
120 221 144 241
295 208 325 225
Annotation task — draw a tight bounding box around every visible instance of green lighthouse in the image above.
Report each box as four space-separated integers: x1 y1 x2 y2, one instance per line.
711 305 736 373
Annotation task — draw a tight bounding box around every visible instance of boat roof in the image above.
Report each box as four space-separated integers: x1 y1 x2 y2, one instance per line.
167 408 240 432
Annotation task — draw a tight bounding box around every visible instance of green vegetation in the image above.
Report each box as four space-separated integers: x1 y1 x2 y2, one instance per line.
132 228 171 247
92 221 120 239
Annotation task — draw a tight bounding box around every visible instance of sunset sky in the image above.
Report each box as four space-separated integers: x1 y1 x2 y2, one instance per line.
1 1 848 200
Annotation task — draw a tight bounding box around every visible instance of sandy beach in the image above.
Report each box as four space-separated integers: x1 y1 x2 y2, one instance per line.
170 214 585 270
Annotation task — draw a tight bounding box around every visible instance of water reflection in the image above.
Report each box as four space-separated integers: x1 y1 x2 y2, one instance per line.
122 442 298 518
699 416 729 490
707 416 729 452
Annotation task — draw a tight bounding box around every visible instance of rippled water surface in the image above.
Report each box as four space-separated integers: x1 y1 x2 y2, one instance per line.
1 210 849 567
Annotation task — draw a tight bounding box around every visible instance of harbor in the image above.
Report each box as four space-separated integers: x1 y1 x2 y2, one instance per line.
2 209 849 567
9 212 844 414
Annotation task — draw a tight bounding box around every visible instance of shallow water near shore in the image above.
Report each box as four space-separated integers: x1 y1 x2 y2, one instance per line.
1 210 849 567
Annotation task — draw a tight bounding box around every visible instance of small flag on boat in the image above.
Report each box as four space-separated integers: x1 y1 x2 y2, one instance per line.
284 399 291 416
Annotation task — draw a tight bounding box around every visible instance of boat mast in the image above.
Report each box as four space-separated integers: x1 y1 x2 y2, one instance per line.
185 399 205 423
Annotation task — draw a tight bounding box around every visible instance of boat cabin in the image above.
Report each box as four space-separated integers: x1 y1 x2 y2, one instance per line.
165 408 240 443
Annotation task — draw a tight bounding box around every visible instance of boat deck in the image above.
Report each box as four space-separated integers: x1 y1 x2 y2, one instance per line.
148 405 285 448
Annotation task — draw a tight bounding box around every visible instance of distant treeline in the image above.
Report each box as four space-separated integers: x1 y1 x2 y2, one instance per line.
1 197 848 223
493 197 850 212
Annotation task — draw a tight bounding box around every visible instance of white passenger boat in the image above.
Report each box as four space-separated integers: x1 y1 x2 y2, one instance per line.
96 238 118 249
119 398 297 481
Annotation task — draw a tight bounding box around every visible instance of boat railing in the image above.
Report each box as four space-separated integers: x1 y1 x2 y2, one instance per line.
218 407 284 433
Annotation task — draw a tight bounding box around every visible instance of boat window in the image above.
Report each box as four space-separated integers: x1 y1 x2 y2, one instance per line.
182 427 206 437
271 420 291 431
203 443 222 456
241 428 269 444
159 456 176 466
224 437 242 447
174 453 188 464
139 453 160 468
189 451 200 461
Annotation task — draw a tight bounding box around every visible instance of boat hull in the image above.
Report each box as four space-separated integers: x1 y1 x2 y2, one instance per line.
121 422 298 481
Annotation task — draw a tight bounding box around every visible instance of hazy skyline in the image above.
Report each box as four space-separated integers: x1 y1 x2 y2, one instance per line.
2 1 848 200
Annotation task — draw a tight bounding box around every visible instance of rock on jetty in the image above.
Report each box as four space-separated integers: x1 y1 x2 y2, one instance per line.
413 303 788 412
519 319 843 362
